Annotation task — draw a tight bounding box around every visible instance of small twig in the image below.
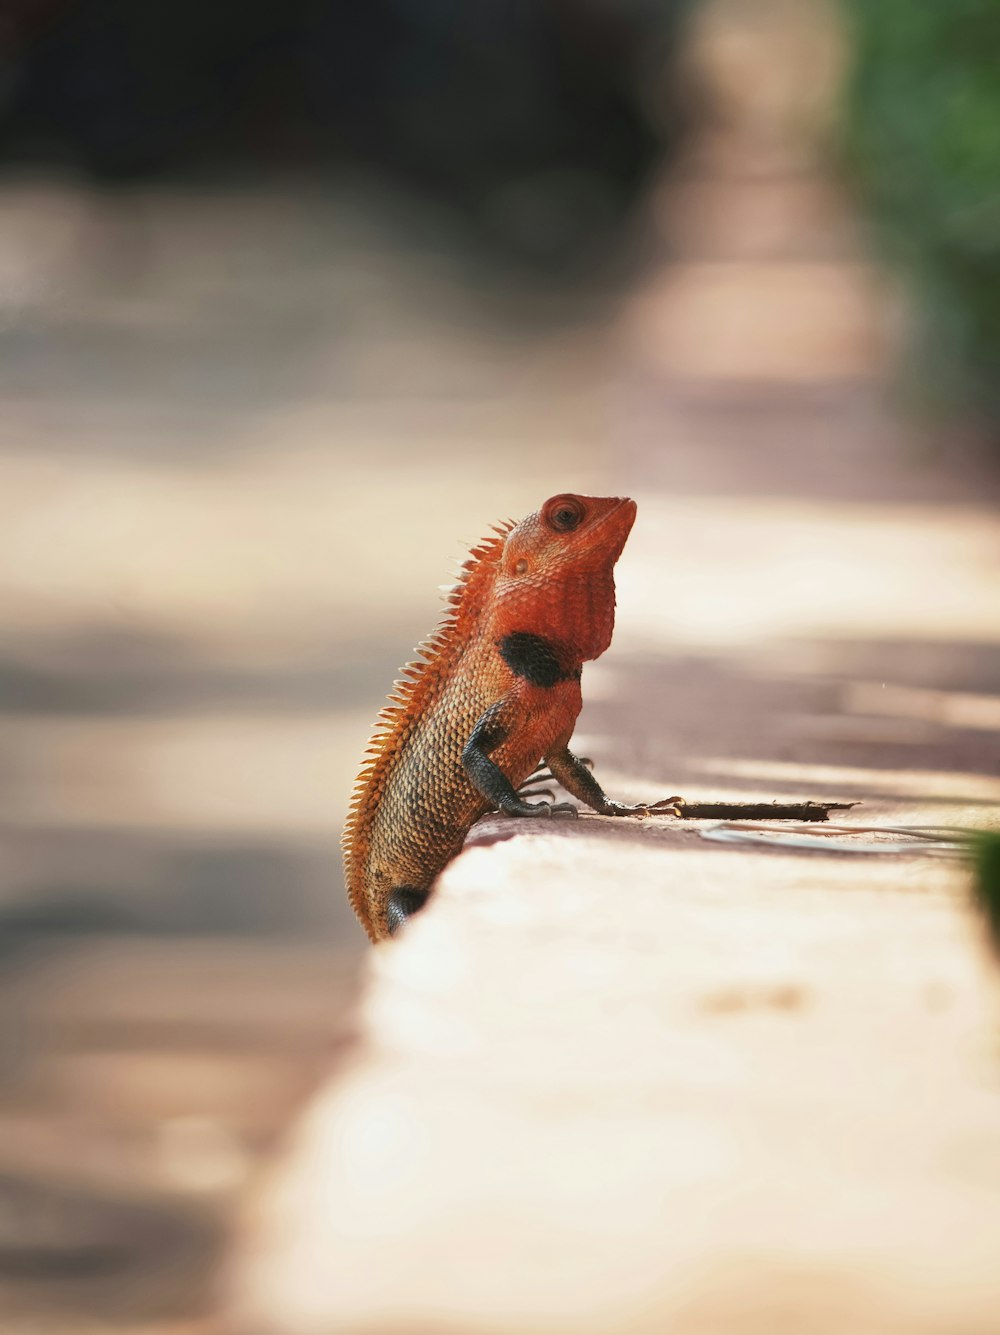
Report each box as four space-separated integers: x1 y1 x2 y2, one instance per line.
670 799 857 823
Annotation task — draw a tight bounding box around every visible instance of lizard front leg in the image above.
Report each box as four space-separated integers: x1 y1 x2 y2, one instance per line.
463 702 578 818
544 745 683 817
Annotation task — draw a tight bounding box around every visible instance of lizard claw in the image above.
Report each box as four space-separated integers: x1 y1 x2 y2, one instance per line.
510 799 578 819
516 786 556 802
642 796 686 816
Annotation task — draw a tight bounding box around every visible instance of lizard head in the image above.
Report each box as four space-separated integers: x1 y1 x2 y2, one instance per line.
491 493 637 663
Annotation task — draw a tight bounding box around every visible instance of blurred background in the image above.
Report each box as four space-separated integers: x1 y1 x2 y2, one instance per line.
0 0 998 1330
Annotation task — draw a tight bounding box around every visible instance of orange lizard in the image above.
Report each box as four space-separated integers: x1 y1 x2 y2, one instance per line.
343 493 680 941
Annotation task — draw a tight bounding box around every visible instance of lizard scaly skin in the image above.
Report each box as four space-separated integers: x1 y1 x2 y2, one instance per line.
342 493 676 941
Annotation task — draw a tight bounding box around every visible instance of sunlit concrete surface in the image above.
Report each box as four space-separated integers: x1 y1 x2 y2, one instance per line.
235 830 1000 1335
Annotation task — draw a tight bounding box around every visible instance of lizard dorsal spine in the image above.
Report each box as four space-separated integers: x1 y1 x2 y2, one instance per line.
341 522 514 938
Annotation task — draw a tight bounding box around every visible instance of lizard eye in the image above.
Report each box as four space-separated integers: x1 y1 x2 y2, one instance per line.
544 495 586 533
514 558 529 575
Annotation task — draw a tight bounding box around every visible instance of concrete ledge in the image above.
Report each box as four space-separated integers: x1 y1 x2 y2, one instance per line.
231 812 1000 1335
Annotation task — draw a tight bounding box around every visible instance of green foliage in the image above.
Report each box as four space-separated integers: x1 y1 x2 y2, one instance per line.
973 832 1000 947
842 0 1000 424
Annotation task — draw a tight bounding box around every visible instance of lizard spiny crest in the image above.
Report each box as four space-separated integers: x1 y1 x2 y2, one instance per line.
341 520 515 929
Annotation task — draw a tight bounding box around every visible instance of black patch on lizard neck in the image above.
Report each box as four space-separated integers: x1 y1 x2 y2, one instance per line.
498 632 580 687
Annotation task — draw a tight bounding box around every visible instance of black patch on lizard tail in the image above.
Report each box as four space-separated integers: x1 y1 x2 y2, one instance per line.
386 887 430 935
498 632 581 688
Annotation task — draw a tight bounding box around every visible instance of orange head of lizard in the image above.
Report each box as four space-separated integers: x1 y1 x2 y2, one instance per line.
490 493 637 664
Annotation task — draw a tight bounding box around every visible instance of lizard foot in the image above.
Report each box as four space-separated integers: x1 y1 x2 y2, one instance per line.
506 800 579 819
644 796 687 815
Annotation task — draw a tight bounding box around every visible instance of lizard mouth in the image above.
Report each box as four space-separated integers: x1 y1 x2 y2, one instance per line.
587 496 636 546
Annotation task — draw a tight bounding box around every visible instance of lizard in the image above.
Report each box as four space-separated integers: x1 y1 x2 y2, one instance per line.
342 492 682 942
